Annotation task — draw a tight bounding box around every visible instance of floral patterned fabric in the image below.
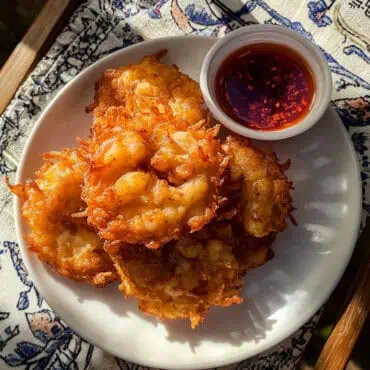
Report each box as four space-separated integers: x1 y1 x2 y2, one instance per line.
0 1 369 369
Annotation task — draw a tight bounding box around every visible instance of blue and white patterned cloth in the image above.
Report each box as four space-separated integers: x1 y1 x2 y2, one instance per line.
0 1 369 369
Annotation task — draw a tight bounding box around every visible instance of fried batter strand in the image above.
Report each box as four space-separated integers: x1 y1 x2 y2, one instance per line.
105 223 272 328
9 149 117 286
224 136 293 237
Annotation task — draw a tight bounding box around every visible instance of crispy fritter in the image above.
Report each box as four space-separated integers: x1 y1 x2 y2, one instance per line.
9 149 117 286
82 51 228 248
224 136 293 237
81 124 227 248
87 50 205 127
105 223 272 328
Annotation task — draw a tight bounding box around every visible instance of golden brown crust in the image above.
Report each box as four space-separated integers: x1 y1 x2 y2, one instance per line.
105 222 272 328
8 148 117 286
223 136 294 237
87 49 205 128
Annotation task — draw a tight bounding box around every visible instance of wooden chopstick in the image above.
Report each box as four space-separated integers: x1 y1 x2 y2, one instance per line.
0 0 75 115
315 218 370 370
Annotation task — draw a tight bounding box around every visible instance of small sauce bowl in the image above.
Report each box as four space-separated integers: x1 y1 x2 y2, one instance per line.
200 25 332 140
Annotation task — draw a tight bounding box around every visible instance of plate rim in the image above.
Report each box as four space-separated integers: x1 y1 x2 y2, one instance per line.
13 35 362 369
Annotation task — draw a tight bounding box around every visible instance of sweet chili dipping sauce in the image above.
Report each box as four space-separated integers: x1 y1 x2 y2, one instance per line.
215 43 315 131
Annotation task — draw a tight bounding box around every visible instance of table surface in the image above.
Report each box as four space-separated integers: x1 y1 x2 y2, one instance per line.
0 1 369 369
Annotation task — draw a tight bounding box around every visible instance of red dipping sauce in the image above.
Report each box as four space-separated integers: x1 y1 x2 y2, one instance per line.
215 43 315 131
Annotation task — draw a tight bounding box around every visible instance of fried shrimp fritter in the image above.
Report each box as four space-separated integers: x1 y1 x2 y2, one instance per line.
9 149 117 286
105 223 272 328
81 124 227 248
87 49 205 127
82 51 229 248
224 136 293 238
9 51 296 329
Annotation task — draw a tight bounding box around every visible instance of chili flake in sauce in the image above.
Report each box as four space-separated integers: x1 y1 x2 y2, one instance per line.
215 43 315 131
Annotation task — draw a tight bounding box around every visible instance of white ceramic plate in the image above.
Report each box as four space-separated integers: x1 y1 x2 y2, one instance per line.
14 36 362 369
